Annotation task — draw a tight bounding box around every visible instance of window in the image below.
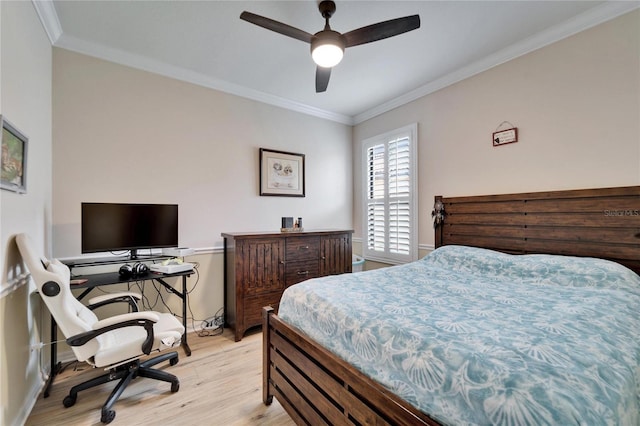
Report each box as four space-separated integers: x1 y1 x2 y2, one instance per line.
362 124 418 264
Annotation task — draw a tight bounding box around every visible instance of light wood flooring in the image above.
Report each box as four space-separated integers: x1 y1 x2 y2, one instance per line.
26 328 295 426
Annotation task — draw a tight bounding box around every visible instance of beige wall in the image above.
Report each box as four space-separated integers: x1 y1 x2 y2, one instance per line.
52 48 353 334
353 10 640 249
52 49 353 257
0 2 53 425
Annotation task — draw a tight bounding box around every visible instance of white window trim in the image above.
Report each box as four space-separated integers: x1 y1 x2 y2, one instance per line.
361 123 418 264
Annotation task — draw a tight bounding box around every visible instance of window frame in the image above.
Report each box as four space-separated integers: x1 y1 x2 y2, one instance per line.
361 123 418 264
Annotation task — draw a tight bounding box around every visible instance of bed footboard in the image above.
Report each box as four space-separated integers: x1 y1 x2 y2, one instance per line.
262 307 440 425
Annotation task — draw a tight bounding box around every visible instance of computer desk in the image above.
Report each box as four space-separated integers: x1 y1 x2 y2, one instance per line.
44 269 193 398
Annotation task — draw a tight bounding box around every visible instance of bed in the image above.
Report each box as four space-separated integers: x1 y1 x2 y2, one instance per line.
262 185 640 425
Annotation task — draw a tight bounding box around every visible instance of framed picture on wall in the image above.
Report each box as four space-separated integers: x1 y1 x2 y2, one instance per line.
259 148 305 197
1 115 28 194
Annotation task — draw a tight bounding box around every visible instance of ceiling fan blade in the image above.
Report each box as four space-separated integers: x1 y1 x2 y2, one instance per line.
316 67 331 93
240 11 313 44
343 15 420 48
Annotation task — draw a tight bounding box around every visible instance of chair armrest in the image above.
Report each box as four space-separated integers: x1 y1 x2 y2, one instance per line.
93 311 159 329
87 292 142 312
66 312 159 354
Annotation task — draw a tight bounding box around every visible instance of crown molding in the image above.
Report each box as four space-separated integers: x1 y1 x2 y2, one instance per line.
32 0 62 44
33 1 637 127
353 1 640 125
54 33 354 125
31 0 349 124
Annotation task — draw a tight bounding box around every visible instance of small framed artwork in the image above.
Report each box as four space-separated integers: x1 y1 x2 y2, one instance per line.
260 148 305 197
1 116 28 194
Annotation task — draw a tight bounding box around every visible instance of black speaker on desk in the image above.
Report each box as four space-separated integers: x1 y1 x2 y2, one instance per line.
119 263 149 279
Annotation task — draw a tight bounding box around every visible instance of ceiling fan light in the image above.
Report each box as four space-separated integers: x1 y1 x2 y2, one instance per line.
312 43 344 67
311 30 345 68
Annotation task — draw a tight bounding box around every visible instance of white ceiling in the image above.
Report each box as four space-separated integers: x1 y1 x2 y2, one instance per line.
37 1 638 124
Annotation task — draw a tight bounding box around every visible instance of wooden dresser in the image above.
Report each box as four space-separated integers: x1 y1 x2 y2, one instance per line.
222 229 353 341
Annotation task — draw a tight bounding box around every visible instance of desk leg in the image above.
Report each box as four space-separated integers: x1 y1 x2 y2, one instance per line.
153 276 192 356
181 275 191 356
44 316 62 398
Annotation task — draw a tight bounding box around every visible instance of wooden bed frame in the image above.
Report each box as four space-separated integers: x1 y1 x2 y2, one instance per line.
263 185 640 425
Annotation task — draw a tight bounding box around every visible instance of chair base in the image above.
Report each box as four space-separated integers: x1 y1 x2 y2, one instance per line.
63 351 180 424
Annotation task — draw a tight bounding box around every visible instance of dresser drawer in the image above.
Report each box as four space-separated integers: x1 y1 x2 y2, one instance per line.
286 237 320 261
285 259 319 286
243 291 282 329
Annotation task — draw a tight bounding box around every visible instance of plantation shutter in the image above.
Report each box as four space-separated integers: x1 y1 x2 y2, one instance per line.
366 144 386 253
363 124 417 263
388 137 411 254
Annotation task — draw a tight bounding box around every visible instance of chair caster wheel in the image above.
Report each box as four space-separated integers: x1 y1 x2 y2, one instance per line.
170 357 178 366
171 381 180 393
63 395 76 408
101 409 116 424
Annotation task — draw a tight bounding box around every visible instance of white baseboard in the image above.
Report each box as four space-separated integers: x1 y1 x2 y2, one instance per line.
14 370 46 426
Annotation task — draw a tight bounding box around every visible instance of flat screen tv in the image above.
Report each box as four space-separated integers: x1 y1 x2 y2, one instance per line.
82 203 178 259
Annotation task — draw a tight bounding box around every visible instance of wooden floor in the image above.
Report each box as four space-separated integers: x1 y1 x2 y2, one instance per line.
26 328 295 426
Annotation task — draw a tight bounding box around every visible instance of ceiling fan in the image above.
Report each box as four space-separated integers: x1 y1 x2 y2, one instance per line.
240 1 420 93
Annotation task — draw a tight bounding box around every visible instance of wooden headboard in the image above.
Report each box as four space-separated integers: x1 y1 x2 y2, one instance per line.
434 186 640 275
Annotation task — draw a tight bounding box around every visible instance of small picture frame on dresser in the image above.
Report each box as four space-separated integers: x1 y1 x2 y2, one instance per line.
281 217 294 228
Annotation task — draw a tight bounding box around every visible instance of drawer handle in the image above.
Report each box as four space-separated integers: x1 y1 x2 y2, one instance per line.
299 246 310 250
297 271 310 275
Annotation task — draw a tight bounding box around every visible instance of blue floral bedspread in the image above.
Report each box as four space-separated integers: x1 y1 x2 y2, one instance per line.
278 245 640 425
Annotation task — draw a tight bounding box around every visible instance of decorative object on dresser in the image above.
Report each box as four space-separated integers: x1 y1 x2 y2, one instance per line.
222 229 352 341
281 216 304 232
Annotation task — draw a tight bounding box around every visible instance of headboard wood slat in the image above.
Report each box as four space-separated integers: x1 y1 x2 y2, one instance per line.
435 186 640 275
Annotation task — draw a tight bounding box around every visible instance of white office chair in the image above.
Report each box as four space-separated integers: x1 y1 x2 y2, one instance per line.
16 233 185 424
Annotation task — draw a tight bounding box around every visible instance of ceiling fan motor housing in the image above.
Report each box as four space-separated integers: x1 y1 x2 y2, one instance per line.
319 1 337 19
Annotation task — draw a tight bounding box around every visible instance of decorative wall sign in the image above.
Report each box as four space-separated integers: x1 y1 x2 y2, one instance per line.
260 148 305 197
493 127 518 146
493 121 518 147
1 116 28 193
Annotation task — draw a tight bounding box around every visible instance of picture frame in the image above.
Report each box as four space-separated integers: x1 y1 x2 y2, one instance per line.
1 115 28 194
260 148 305 197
